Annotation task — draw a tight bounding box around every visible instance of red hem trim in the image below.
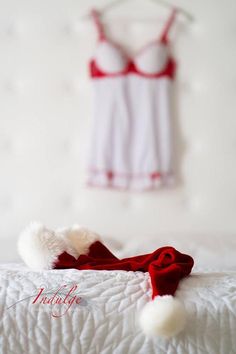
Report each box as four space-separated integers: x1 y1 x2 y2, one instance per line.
86 181 162 192
89 168 167 181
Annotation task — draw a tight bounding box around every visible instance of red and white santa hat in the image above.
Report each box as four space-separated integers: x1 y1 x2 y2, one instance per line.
18 222 193 338
17 222 100 270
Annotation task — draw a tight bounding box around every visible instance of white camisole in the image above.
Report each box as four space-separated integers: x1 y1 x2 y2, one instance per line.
87 8 177 191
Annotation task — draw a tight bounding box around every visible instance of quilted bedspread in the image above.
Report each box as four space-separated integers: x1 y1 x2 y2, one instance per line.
0 264 236 354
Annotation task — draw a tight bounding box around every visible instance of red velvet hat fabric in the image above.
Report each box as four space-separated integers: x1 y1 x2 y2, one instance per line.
54 241 194 298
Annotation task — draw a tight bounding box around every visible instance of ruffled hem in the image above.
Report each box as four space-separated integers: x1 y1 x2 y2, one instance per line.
87 169 175 191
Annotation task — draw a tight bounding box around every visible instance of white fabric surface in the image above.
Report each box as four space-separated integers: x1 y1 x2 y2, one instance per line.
88 76 173 190
0 264 236 354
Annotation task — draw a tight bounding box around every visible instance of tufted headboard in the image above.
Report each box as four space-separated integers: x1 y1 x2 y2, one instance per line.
1 0 236 261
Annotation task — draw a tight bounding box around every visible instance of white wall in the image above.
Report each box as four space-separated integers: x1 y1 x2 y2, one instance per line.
0 0 236 261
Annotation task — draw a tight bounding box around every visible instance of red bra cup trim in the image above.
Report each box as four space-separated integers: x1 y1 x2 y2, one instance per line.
90 57 176 79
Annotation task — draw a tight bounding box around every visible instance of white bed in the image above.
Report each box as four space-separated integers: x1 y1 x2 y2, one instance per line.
1 235 236 354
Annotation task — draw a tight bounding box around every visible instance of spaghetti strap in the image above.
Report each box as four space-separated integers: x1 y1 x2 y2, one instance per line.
91 9 106 41
160 8 178 44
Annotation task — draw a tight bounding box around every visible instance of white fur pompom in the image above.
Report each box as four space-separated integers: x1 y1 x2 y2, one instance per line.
58 225 100 256
139 295 187 338
18 222 68 270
